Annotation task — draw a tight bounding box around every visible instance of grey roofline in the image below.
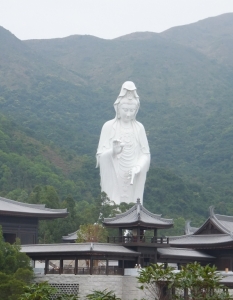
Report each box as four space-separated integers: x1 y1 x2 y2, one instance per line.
103 200 173 225
21 242 141 255
169 233 233 241
169 233 233 248
158 247 215 259
0 196 68 218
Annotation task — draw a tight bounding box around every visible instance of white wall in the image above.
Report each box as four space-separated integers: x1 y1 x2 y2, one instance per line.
34 274 147 300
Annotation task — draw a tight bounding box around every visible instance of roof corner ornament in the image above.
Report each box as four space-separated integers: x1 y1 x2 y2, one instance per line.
185 220 191 235
209 206 215 218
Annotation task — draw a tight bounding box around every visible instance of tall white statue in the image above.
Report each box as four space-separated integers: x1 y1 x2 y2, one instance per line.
96 81 150 204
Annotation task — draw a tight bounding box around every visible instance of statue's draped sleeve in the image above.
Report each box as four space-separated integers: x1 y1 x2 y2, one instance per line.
96 120 119 200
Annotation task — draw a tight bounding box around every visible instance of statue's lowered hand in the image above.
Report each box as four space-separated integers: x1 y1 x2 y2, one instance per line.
113 140 125 156
129 166 141 185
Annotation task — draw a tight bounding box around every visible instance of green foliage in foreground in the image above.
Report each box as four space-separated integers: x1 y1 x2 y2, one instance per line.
137 262 231 300
19 282 79 300
86 289 121 300
0 227 33 300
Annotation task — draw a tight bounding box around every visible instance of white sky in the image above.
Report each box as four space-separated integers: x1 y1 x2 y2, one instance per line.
0 0 233 40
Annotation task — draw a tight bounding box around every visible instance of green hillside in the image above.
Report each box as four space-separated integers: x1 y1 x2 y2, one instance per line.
0 14 233 238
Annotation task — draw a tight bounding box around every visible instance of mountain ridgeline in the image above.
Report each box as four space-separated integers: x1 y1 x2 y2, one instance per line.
1 13 233 238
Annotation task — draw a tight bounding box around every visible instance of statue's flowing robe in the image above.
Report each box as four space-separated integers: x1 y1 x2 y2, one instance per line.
96 119 150 204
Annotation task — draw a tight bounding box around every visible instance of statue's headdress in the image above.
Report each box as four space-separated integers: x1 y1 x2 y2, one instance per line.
114 81 140 119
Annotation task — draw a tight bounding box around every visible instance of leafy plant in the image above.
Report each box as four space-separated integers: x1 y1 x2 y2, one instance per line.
86 289 121 300
137 263 176 300
174 262 230 300
137 262 231 300
19 282 79 300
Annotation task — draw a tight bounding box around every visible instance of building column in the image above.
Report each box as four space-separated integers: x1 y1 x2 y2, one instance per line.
122 259 125 275
75 257 78 275
59 259 63 274
90 257 93 275
106 258 109 275
44 259 49 275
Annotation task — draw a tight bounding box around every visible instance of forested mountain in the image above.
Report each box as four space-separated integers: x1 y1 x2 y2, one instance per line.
0 13 233 239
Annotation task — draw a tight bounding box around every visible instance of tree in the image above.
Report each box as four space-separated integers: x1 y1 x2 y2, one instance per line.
175 262 230 300
137 263 176 300
137 262 230 300
0 227 33 300
95 192 118 222
76 224 107 243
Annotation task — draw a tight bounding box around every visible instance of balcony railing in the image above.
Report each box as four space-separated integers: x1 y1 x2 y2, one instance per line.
107 236 169 244
45 266 123 275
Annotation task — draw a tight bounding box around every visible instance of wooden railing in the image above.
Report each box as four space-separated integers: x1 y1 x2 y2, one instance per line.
107 236 169 244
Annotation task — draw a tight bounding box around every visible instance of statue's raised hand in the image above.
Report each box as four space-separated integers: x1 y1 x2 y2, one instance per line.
113 140 125 156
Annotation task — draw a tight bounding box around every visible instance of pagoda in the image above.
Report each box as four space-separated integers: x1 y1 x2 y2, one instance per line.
103 199 173 267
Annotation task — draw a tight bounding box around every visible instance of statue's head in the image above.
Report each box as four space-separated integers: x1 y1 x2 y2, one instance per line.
114 81 140 121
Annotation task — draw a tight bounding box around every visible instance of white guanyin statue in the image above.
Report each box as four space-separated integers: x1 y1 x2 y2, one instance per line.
96 81 150 204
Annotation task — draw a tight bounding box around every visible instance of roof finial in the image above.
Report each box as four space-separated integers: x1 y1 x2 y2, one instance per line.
90 242 94 251
185 220 191 235
209 206 215 217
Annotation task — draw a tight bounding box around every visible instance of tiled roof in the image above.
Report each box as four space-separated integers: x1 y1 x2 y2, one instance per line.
158 247 215 259
170 233 233 247
0 196 68 218
103 199 173 228
213 214 233 234
21 243 140 255
192 206 233 235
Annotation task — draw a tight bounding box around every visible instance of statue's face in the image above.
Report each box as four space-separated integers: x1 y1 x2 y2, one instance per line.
119 102 137 123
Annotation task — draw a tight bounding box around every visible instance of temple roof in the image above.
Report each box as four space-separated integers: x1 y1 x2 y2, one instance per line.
169 233 233 248
21 242 140 256
194 206 233 235
0 196 68 219
103 199 173 229
168 207 233 248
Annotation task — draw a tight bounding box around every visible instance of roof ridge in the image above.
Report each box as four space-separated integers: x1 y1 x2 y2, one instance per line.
215 214 233 222
141 205 173 223
104 203 137 222
169 233 231 241
211 214 231 234
0 196 67 213
0 196 45 208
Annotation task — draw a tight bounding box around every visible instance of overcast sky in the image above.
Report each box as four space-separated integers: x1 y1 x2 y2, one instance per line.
1 0 233 40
